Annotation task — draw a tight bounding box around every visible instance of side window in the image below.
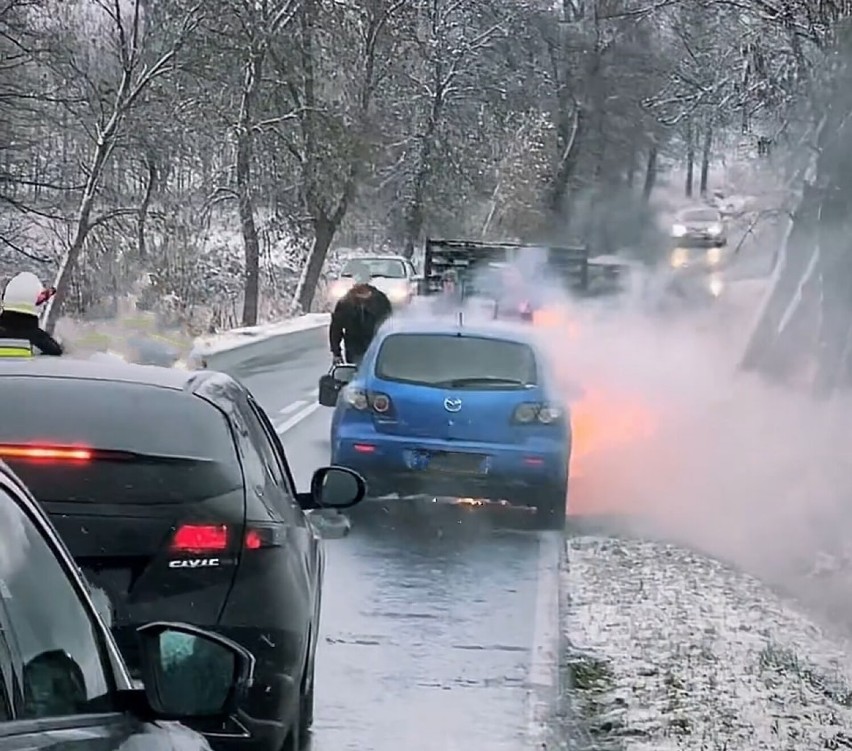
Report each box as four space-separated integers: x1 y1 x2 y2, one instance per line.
241 405 285 488
0 486 114 720
407 262 417 278
247 398 299 503
229 400 269 495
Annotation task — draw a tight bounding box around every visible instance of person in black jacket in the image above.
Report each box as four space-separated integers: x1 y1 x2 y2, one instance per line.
329 263 392 365
0 272 63 357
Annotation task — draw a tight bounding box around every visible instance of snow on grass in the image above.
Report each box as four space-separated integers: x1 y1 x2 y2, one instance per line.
562 535 852 750
190 312 330 356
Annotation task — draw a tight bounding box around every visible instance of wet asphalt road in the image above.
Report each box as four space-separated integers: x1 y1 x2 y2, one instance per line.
240 347 560 751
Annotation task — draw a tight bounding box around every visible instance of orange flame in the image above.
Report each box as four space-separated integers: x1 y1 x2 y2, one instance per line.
533 306 581 337
567 386 658 516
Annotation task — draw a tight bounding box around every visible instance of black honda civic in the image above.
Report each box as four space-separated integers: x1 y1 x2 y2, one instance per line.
0 358 367 751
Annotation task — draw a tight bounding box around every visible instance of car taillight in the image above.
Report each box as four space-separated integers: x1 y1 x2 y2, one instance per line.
0 444 134 463
171 523 283 553
512 402 563 425
171 524 229 552
242 524 283 550
370 392 393 414
344 386 369 410
344 387 394 415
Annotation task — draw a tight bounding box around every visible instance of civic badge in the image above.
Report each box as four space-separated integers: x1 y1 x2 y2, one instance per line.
444 398 462 412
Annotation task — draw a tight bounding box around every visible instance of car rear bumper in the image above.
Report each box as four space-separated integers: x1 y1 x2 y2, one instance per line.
332 430 568 501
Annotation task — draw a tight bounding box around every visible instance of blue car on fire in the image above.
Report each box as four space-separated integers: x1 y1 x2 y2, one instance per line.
318 318 570 528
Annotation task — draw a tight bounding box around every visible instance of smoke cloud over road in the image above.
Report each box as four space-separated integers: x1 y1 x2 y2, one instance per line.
534 276 852 625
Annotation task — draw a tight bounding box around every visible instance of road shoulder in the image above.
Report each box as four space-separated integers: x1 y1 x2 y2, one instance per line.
553 534 852 750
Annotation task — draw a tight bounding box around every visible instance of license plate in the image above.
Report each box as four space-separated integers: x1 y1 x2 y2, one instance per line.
424 451 486 475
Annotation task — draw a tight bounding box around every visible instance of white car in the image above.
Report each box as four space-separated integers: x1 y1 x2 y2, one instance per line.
326 255 421 308
670 206 727 247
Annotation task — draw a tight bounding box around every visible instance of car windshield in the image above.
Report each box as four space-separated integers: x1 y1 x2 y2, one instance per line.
375 333 537 388
0 378 242 504
342 259 406 279
681 208 720 222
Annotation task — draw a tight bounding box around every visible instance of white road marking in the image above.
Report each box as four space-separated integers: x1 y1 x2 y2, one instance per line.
275 401 322 434
279 400 307 415
525 531 563 747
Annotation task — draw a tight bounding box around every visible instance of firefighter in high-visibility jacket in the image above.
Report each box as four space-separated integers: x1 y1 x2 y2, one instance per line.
0 272 63 357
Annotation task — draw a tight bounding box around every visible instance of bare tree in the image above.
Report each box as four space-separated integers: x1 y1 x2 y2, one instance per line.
41 0 202 330
269 0 407 313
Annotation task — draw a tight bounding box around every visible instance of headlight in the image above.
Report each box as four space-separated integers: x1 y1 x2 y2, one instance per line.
671 223 687 237
708 223 723 235
329 282 349 300
387 286 408 302
670 248 689 268
706 247 721 265
708 274 724 297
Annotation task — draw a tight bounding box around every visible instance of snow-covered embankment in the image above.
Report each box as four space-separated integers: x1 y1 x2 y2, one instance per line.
560 536 852 750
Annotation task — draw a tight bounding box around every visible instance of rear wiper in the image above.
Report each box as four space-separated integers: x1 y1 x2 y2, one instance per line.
433 376 526 387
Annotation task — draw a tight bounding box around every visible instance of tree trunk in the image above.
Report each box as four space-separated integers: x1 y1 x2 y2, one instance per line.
237 130 261 327
626 139 637 188
548 107 584 216
401 84 443 258
685 118 694 198
137 153 157 260
237 51 264 327
401 136 433 258
699 123 712 196
642 144 657 202
295 213 335 314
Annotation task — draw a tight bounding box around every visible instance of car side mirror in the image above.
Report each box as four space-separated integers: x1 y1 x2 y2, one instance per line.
298 466 366 511
135 622 255 719
332 364 357 384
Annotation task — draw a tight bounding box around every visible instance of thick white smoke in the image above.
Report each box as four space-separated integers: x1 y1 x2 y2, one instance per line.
531 272 852 623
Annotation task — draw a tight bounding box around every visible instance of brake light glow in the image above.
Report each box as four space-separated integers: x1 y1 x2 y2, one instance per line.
353 443 376 453
171 524 229 552
0 445 92 462
244 529 263 550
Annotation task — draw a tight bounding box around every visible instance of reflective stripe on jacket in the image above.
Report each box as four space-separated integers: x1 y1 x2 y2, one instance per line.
0 338 34 357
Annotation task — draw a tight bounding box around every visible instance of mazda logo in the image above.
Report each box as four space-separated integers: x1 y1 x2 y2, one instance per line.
444 398 462 412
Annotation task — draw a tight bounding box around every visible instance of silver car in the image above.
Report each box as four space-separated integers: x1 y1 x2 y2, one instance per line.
670 206 727 247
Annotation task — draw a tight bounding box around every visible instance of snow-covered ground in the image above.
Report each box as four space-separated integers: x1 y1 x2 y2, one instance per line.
559 535 852 750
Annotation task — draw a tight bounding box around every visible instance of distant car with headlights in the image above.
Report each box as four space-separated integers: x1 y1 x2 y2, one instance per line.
318 317 571 529
670 206 727 247
326 255 420 309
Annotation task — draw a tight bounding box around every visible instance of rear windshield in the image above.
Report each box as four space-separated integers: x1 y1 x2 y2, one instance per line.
0 378 241 503
342 258 406 279
682 208 720 222
376 334 538 388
